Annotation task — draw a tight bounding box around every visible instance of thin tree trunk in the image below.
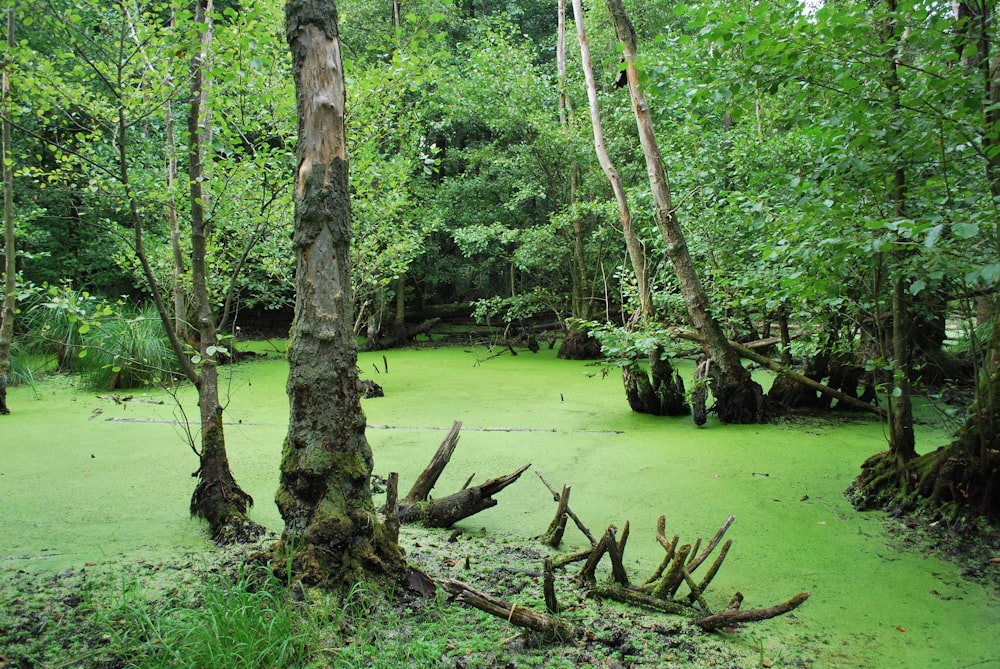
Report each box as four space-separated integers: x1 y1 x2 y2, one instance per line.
570 0 648 317
278 0 405 586
165 79 187 342
186 0 261 542
605 0 763 424
0 6 15 416
882 0 916 461
571 0 686 416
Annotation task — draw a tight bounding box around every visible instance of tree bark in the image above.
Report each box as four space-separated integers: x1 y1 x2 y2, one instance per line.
604 0 763 424
570 0 686 416
184 0 262 543
277 0 405 586
0 6 15 416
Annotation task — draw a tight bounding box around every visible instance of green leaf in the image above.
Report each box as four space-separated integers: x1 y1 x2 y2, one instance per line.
908 279 926 296
952 222 979 239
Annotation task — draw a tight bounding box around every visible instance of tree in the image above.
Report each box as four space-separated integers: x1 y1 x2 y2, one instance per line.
0 5 15 416
276 0 405 586
182 0 265 542
11 0 267 540
571 0 688 416
604 0 764 424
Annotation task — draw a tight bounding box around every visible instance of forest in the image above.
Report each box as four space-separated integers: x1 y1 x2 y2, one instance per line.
0 0 998 667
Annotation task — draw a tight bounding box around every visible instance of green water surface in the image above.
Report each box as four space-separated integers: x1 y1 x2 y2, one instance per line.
2 344 997 668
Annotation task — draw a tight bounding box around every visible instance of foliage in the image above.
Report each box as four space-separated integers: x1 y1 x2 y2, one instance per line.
19 283 179 388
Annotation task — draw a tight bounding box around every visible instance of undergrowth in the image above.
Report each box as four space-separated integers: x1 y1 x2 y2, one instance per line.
0 530 755 669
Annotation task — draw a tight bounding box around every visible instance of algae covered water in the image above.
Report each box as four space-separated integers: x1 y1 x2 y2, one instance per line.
2 344 998 668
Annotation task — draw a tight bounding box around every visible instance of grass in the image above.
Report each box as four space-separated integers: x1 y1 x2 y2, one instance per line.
73 303 179 390
108 563 316 668
2 532 754 669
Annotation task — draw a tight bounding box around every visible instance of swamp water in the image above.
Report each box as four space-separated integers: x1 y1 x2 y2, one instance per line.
1 343 997 668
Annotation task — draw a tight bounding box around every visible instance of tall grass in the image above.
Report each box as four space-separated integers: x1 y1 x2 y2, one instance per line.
75 302 179 390
19 285 180 390
8 340 39 391
104 561 458 669
109 564 319 669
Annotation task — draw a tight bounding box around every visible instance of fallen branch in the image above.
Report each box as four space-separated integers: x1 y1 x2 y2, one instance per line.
536 470 598 545
728 341 885 418
669 327 885 418
404 420 462 504
398 463 531 528
694 592 811 631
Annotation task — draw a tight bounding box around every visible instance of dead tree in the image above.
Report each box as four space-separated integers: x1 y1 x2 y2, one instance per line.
568 514 809 630
385 421 530 528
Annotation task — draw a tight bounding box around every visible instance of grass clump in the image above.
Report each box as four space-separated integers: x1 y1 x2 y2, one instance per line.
74 302 178 390
108 562 318 669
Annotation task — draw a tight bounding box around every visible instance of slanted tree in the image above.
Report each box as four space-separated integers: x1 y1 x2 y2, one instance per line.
571 0 687 417
604 0 764 424
276 0 405 586
0 6 14 416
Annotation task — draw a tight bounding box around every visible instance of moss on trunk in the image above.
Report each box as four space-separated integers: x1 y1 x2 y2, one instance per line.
280 0 405 587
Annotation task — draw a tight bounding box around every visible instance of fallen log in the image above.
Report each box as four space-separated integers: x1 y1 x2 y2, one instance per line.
398 463 531 528
364 317 441 351
438 577 576 640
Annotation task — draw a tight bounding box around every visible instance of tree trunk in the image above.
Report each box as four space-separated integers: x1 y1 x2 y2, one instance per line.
0 7 15 416
185 0 262 543
277 0 405 587
570 0 686 416
604 0 763 424
850 306 1000 517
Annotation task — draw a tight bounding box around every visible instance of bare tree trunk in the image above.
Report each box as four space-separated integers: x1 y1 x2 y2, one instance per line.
278 0 405 586
605 0 763 424
570 0 686 416
0 6 15 416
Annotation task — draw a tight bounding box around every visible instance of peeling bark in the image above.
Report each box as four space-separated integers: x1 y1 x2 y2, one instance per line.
277 0 405 586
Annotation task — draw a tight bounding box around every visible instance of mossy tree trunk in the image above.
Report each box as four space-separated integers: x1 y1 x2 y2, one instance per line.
851 308 1000 517
277 0 405 587
185 0 261 542
570 0 687 415
0 7 15 416
605 0 763 424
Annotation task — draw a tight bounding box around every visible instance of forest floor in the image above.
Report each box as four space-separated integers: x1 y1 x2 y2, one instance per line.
0 526 753 669
1 515 997 669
